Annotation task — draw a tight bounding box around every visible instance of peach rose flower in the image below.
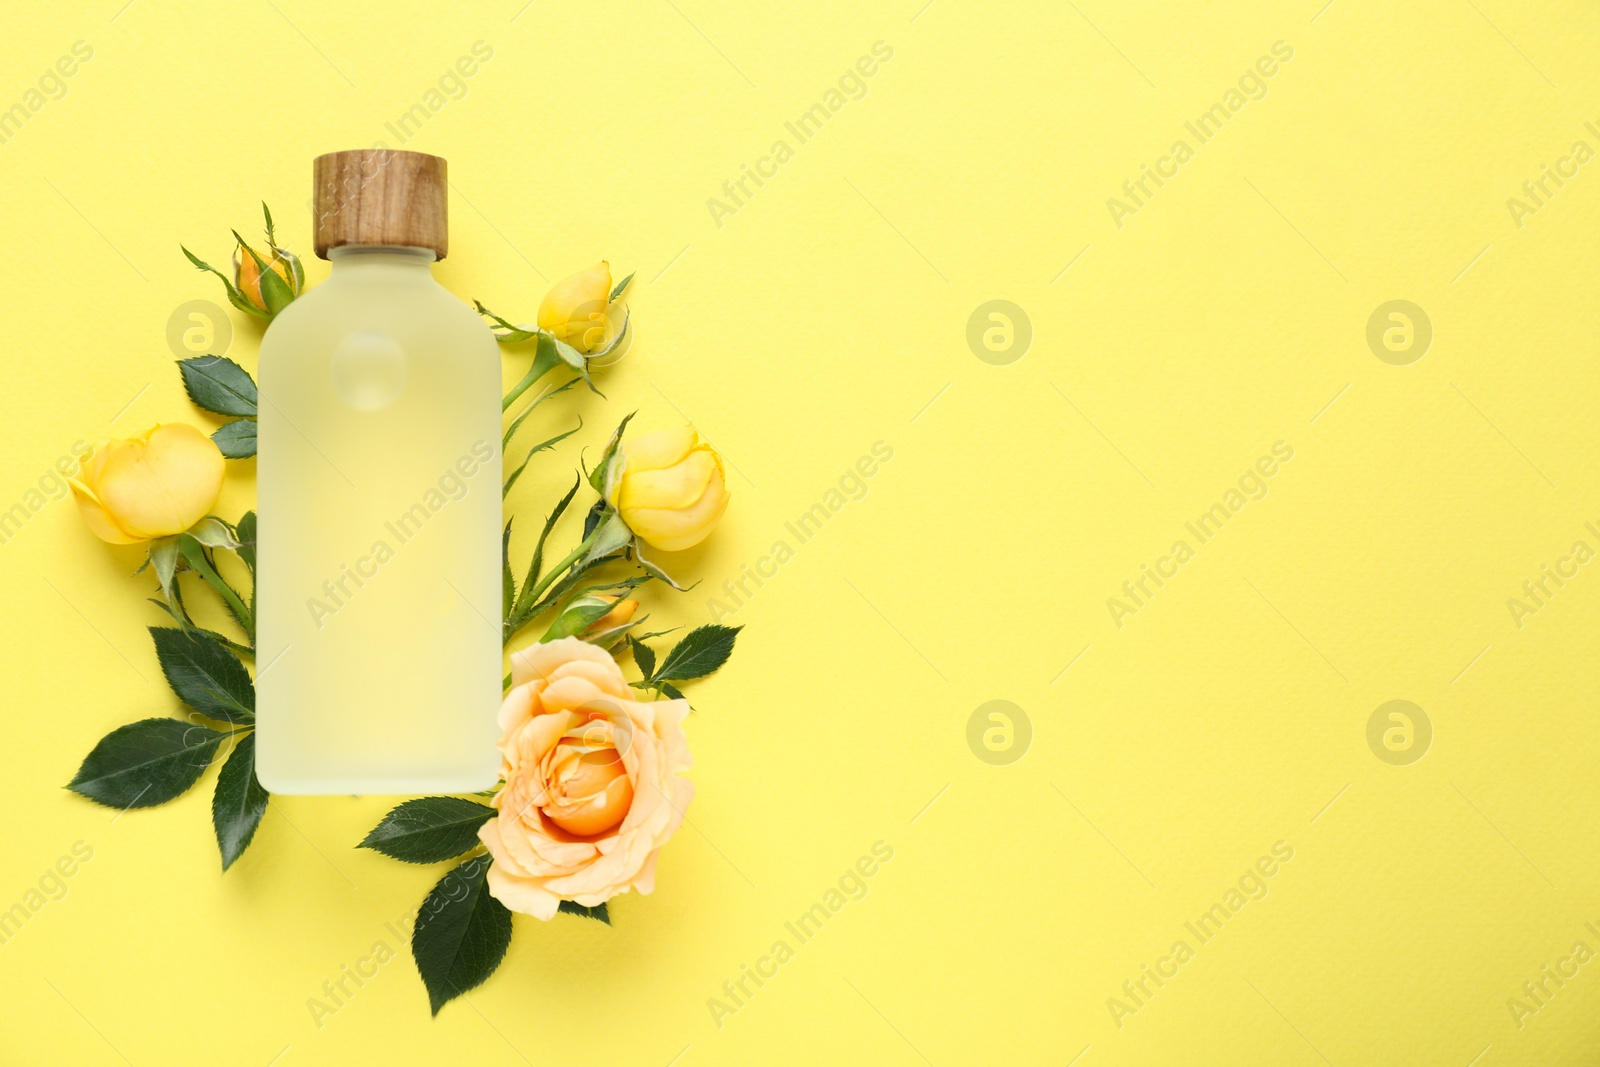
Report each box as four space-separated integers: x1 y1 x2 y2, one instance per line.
479 637 693 919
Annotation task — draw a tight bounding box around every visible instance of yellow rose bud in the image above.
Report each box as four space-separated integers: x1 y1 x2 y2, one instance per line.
538 261 612 353
611 427 729 552
69 424 226 544
234 242 299 314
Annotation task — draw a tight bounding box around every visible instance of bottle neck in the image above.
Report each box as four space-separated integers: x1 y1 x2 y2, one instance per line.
327 245 437 275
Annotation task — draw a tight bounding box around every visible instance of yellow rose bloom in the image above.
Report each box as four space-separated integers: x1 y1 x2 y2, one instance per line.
69 424 226 544
611 426 728 552
537 261 612 352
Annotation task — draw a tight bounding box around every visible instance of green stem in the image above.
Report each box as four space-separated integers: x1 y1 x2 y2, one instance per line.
526 541 588 606
186 545 254 643
504 538 590 645
502 345 561 412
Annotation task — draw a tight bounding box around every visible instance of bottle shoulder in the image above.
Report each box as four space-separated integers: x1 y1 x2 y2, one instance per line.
260 273 496 357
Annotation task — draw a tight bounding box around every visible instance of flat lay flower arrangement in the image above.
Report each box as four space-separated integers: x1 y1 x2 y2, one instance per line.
65 205 739 1015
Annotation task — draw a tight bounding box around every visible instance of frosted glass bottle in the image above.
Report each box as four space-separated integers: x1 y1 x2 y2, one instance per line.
256 151 501 795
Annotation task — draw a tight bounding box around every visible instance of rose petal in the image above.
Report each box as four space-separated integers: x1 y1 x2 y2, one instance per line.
485 862 561 920
510 637 622 688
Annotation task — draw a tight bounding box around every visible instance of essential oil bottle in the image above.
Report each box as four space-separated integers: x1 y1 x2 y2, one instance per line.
256 150 501 795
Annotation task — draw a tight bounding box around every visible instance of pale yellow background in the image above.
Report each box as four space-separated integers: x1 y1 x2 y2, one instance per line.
2 1 1598 1064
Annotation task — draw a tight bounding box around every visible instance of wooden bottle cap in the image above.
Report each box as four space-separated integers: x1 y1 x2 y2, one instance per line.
312 149 448 259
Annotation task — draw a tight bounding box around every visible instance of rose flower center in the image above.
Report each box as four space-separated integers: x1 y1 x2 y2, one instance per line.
544 744 633 837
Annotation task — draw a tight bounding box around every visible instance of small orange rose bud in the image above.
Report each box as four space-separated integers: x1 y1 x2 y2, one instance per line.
541 592 641 644
183 203 305 321
585 595 638 635
233 240 300 315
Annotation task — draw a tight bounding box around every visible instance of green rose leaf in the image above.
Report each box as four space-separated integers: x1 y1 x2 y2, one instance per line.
584 612 647 652
412 854 512 1015
235 511 257 575
501 519 516 620
149 535 180 609
520 477 578 596
67 717 227 809
634 547 694 592
503 419 581 498
360 797 496 864
589 411 636 494
629 636 657 680
187 516 239 550
584 309 631 370
503 377 579 450
211 731 268 871
145 599 251 657
557 900 610 924
546 330 591 380
474 299 541 345
182 246 266 320
654 624 743 683
150 626 255 723
178 355 258 417
504 478 582 641
212 419 257 458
